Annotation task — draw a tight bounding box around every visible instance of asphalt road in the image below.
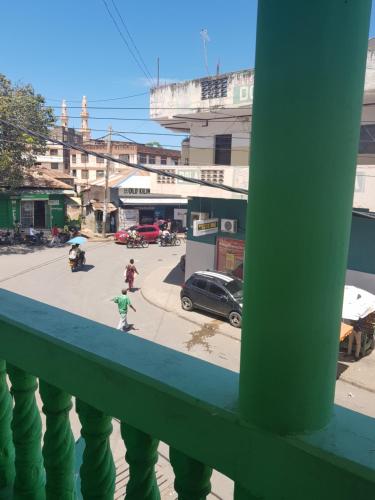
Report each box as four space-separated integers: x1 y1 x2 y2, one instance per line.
0 241 241 372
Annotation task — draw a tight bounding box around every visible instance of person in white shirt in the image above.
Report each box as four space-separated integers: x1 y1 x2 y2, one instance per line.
28 225 37 236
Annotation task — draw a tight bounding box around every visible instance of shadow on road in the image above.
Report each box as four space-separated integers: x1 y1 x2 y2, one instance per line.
163 262 184 287
0 244 50 256
81 264 95 272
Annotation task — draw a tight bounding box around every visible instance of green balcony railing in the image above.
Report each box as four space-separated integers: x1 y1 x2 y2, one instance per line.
0 289 375 500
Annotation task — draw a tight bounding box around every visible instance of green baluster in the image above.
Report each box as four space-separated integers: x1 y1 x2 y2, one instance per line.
76 400 115 499
169 448 212 500
120 423 160 500
0 360 15 494
39 381 75 500
8 364 45 500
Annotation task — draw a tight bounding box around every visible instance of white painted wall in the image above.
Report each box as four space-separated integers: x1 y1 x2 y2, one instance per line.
150 165 248 200
150 70 254 120
185 239 216 281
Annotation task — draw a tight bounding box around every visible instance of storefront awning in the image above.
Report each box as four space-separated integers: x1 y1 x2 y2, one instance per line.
120 197 188 205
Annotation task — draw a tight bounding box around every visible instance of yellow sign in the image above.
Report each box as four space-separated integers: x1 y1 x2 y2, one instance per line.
193 218 219 237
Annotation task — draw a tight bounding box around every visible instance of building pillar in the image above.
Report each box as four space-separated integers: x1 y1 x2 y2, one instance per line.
239 0 371 434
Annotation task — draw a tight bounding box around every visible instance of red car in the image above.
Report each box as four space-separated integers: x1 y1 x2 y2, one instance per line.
114 224 161 244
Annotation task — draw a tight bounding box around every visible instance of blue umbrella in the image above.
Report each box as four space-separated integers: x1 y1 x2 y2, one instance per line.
67 236 88 245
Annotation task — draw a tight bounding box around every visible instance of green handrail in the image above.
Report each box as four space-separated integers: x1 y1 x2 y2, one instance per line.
0 289 375 499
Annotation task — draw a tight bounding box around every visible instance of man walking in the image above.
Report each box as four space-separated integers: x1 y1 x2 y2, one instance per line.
112 289 136 331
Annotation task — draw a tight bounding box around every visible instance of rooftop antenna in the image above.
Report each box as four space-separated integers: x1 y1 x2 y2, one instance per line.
200 28 210 76
157 56 160 87
216 58 220 76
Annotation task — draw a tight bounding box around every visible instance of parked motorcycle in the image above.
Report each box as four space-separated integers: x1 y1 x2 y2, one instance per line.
0 230 13 245
159 232 181 247
26 231 46 246
126 236 148 249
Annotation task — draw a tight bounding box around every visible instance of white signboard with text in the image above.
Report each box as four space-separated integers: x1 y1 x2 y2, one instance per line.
193 218 219 237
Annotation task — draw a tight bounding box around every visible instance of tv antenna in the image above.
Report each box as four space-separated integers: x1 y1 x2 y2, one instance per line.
200 28 210 75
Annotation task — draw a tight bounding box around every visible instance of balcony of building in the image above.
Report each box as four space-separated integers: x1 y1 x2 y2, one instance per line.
1 2 375 499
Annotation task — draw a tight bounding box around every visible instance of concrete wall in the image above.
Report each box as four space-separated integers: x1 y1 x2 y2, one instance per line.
185 239 217 280
150 70 254 120
150 166 248 200
189 120 250 166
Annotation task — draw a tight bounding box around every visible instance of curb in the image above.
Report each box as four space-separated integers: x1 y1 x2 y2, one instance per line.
140 287 241 343
339 374 375 394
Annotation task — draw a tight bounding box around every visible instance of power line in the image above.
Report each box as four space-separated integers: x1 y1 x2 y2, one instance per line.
101 0 154 86
0 119 248 196
109 0 155 84
45 91 149 103
52 115 248 124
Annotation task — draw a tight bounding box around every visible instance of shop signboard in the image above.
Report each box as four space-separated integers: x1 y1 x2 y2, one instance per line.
193 218 219 237
48 200 60 206
216 237 245 278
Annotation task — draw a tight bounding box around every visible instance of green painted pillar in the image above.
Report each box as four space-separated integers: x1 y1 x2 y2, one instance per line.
239 0 371 434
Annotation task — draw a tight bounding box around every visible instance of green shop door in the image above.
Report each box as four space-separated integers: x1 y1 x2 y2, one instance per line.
34 200 46 228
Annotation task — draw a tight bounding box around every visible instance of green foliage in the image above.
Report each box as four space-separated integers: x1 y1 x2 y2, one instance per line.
145 141 161 147
0 74 55 187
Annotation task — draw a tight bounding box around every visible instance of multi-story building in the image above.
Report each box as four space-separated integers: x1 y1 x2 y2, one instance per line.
71 140 181 191
150 69 252 199
151 42 375 204
34 100 82 174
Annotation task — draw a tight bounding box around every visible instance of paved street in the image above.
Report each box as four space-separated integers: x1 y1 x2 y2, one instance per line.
0 241 241 371
1 241 375 498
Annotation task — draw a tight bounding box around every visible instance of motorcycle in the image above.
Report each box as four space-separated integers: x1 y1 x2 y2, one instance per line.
126 236 148 249
26 231 46 246
68 251 86 272
159 232 181 247
0 230 12 245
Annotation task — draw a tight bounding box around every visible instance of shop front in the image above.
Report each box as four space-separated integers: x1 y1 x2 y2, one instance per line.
118 196 188 229
0 192 67 230
216 237 245 279
20 194 66 229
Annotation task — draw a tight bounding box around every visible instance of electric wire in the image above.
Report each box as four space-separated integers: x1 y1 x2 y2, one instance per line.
0 119 248 195
101 0 154 86
109 0 155 84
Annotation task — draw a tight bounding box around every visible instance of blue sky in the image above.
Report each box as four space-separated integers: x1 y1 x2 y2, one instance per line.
1 1 375 147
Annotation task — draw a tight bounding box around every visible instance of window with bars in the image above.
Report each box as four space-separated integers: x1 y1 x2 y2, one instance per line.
72 154 76 163
96 156 104 164
81 154 88 163
96 170 105 178
200 169 224 184
157 169 176 184
119 154 130 161
138 153 147 164
81 169 89 180
149 155 156 164
201 77 228 100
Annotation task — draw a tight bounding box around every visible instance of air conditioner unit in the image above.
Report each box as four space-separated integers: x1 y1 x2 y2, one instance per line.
190 212 209 227
221 219 238 233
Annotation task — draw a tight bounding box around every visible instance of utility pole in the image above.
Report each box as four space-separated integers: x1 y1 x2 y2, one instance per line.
102 125 112 237
157 57 160 87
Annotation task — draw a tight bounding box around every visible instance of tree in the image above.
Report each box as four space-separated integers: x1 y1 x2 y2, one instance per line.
0 74 55 187
145 141 161 148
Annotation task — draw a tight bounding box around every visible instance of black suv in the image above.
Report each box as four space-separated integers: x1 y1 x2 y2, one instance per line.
180 271 243 328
